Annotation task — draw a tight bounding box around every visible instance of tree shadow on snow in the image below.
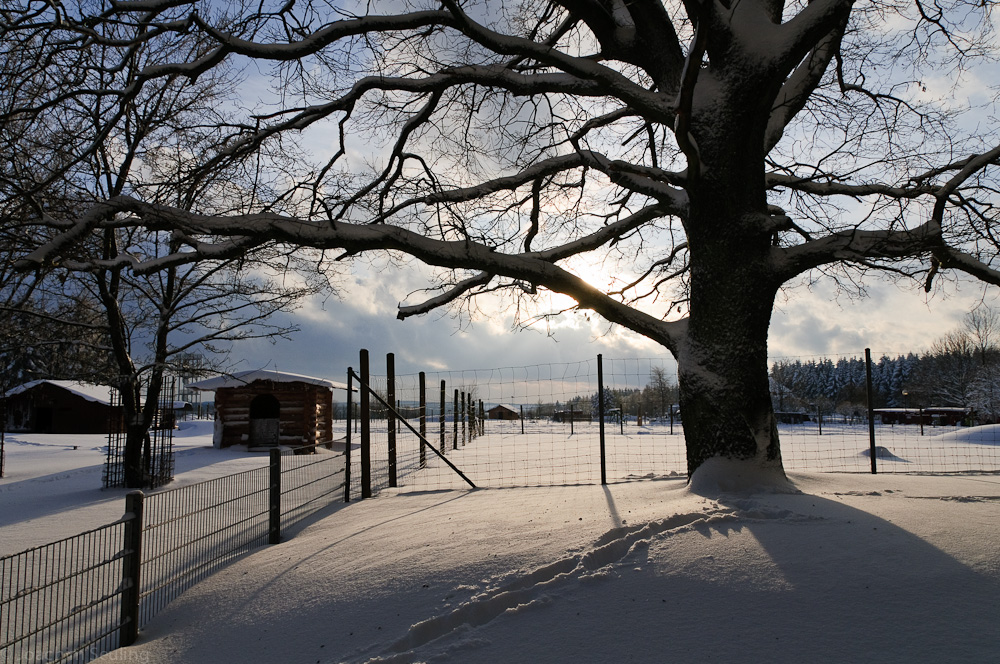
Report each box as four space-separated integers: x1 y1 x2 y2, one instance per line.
116 481 1000 664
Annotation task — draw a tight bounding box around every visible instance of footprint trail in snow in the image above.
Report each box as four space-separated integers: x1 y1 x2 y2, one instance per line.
356 505 756 663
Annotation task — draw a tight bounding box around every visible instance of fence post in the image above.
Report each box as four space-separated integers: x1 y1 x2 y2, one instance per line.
453 389 459 450
419 372 427 468
865 348 877 474
361 349 372 499
520 405 525 435
460 390 466 445
269 449 281 544
345 369 353 502
387 353 397 488
598 354 606 485
120 490 144 647
440 380 446 453
478 400 484 436
1 397 6 477
466 392 473 442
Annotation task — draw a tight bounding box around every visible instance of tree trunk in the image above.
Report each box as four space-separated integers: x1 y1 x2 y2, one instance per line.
676 95 790 489
676 283 786 488
123 421 148 488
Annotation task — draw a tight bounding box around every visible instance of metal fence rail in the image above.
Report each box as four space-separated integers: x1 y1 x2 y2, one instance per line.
139 466 270 627
279 449 346 531
1 518 132 664
1 447 346 664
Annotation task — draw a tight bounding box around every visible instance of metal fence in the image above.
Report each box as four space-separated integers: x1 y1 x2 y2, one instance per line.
346 350 1000 494
1 519 132 664
1 446 345 664
103 380 176 490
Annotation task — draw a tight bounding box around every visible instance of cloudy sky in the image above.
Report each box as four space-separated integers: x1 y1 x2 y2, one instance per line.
232 260 994 384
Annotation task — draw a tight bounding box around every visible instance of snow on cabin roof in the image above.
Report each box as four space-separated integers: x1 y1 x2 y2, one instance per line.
186 369 349 392
3 380 115 405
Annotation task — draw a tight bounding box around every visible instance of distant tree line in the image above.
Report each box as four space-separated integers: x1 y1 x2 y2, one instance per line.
770 307 1000 423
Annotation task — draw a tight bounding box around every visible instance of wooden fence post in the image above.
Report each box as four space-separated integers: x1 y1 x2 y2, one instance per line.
460 390 466 445
598 354 606 485
453 389 459 450
466 392 473 442
361 349 372 498
865 348 877 475
120 490 144 647
387 353 397 488
419 372 427 468
345 369 353 502
440 380 446 453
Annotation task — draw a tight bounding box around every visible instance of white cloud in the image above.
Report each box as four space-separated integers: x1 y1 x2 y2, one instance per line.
769 277 990 360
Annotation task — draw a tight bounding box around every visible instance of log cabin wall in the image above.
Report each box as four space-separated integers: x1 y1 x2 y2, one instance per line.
214 379 334 449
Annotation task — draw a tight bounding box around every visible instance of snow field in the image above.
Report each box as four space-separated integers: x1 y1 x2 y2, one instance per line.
90 472 1000 664
354 419 1000 495
4 419 1000 663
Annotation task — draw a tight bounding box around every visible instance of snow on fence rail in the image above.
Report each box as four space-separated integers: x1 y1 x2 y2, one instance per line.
346 352 1000 495
0 445 345 664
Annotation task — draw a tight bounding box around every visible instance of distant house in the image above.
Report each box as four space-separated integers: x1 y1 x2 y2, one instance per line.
187 370 349 451
1 380 123 434
875 407 972 426
774 411 810 424
552 409 588 423
487 404 520 420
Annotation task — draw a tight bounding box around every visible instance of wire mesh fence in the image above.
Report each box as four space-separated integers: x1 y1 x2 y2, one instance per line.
279 449 346 532
103 379 176 490
347 356 686 494
138 466 270 627
0 519 132 664
346 352 1000 494
1 447 345 664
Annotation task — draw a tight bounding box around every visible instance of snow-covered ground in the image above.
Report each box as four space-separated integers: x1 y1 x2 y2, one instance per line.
0 420 272 556
3 422 1000 663
357 418 1000 495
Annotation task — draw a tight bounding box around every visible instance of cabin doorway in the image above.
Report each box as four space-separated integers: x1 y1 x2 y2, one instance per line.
249 394 281 446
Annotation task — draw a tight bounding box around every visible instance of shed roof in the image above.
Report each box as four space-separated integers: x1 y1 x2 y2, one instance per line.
3 380 115 405
187 369 348 392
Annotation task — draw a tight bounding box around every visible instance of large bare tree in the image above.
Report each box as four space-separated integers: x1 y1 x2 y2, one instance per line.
3 0 998 486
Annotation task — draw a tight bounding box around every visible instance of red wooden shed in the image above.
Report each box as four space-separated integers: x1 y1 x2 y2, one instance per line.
1 380 123 434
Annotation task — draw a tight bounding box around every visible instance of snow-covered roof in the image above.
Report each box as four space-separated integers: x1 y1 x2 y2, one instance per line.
3 380 115 405
186 369 348 392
